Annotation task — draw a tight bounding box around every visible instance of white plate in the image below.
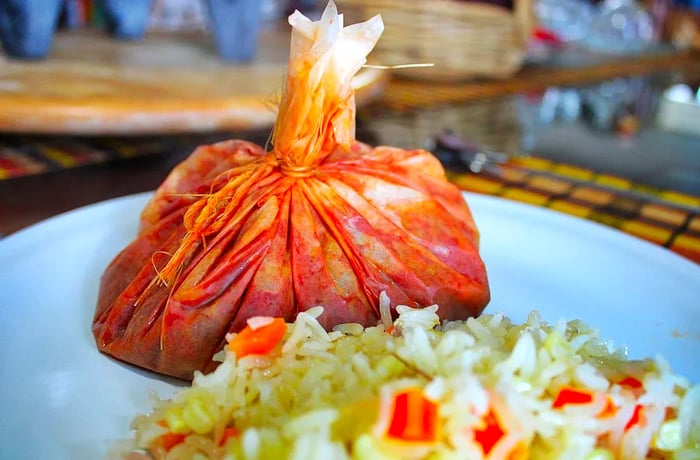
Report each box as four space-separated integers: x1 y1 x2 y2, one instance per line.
1 192 699 459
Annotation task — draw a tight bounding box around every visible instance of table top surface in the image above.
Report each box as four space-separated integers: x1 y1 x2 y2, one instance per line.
0 27 386 135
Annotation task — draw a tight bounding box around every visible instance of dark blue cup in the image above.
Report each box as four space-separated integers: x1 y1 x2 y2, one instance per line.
101 0 153 40
0 0 63 59
205 0 262 63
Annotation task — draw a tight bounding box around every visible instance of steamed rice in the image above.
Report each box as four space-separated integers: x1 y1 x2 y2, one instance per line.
120 298 700 460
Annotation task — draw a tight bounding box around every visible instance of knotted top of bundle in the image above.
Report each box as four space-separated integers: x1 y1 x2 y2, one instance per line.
272 3 383 175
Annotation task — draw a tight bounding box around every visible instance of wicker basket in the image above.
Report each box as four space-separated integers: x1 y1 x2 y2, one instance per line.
338 0 534 82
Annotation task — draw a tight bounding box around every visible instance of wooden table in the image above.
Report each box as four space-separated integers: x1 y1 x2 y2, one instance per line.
0 25 387 135
375 48 700 110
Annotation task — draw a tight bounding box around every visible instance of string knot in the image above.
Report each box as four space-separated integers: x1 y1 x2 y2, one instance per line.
279 162 316 178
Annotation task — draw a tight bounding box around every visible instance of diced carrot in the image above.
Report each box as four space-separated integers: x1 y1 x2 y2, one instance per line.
618 376 643 389
160 432 186 451
618 376 645 398
228 317 287 358
552 387 594 408
386 389 439 443
597 395 618 418
473 410 505 456
624 405 646 431
385 325 395 335
219 426 240 446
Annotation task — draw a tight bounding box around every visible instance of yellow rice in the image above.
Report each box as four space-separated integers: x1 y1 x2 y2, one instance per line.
120 295 700 460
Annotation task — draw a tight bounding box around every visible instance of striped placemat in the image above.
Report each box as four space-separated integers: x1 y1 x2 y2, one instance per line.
0 133 231 180
449 156 700 264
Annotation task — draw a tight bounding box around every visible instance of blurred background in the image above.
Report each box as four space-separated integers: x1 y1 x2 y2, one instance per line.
0 0 699 261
